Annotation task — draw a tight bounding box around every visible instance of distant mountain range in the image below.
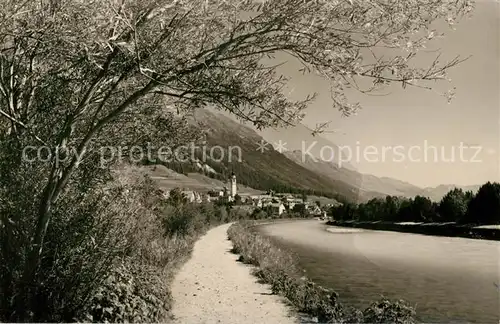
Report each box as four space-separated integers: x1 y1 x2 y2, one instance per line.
284 149 481 201
257 123 482 201
422 184 482 201
153 108 481 203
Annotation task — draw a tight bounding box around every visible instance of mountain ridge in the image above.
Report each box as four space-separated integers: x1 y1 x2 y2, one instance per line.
256 125 482 202
155 108 369 203
171 108 483 203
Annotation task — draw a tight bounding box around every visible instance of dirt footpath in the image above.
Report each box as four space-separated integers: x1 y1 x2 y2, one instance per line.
169 223 298 324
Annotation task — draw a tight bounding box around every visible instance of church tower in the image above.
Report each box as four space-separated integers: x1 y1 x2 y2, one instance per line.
230 172 237 198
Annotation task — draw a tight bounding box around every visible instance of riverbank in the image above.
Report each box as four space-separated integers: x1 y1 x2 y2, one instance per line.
259 220 500 323
229 221 417 323
326 220 500 241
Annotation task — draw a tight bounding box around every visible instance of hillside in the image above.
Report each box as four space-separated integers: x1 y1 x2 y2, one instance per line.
152 108 480 203
202 107 452 201
422 184 481 201
258 122 357 171
157 108 368 203
284 149 482 202
283 150 423 198
283 150 408 200
196 109 365 202
257 123 484 201
142 164 262 195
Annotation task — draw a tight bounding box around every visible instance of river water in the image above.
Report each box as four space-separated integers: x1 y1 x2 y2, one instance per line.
259 220 500 323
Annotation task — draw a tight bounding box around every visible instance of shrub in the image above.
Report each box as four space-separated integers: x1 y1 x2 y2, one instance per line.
0 163 157 322
0 161 248 322
362 298 416 324
77 181 252 322
80 260 171 323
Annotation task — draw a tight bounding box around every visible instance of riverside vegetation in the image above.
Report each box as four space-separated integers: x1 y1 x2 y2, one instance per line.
1 164 416 323
331 182 500 225
0 164 250 322
328 182 500 240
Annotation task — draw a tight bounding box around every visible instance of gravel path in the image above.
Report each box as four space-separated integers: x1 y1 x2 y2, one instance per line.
169 223 298 324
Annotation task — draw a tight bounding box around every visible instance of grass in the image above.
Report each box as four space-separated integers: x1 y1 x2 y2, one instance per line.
228 221 417 324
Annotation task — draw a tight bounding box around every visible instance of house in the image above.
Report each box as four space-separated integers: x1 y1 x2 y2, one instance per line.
269 202 286 216
162 189 204 203
201 193 211 203
253 198 263 208
181 190 197 203
308 205 322 216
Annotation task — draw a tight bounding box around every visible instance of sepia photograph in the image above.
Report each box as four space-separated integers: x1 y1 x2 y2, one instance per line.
0 0 498 323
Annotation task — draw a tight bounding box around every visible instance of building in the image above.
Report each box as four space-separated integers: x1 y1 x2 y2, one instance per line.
269 202 286 216
181 190 203 203
308 204 323 216
230 172 237 198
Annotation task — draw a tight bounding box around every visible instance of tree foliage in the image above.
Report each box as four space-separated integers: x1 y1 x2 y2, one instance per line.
166 187 188 207
462 182 500 225
331 182 500 225
438 188 469 222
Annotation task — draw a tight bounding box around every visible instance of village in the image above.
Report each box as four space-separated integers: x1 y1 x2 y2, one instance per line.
161 173 333 218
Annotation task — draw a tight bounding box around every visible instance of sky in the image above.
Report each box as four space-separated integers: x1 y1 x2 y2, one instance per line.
266 0 499 188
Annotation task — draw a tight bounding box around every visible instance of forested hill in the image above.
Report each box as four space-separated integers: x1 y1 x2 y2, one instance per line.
162 108 368 203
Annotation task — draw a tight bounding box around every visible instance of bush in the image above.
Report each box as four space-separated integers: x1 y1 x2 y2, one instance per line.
81 261 171 323
77 183 252 322
362 298 416 324
0 161 252 322
1 163 158 322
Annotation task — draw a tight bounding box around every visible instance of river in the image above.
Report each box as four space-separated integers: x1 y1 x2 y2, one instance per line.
258 220 500 323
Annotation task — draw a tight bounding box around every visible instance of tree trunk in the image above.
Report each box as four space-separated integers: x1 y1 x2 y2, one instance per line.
16 174 57 321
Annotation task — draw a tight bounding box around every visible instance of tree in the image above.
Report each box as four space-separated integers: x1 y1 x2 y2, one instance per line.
411 195 436 222
438 188 468 222
352 197 386 221
166 187 187 207
332 202 357 221
397 199 415 222
462 182 500 225
0 0 472 319
234 194 242 205
292 203 308 217
383 196 403 221
465 190 475 202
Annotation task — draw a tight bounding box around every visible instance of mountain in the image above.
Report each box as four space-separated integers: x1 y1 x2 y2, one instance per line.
258 124 429 198
258 122 357 171
155 108 482 203
283 150 422 199
188 108 367 202
422 184 481 201
257 124 488 202
149 108 377 203
284 149 483 202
